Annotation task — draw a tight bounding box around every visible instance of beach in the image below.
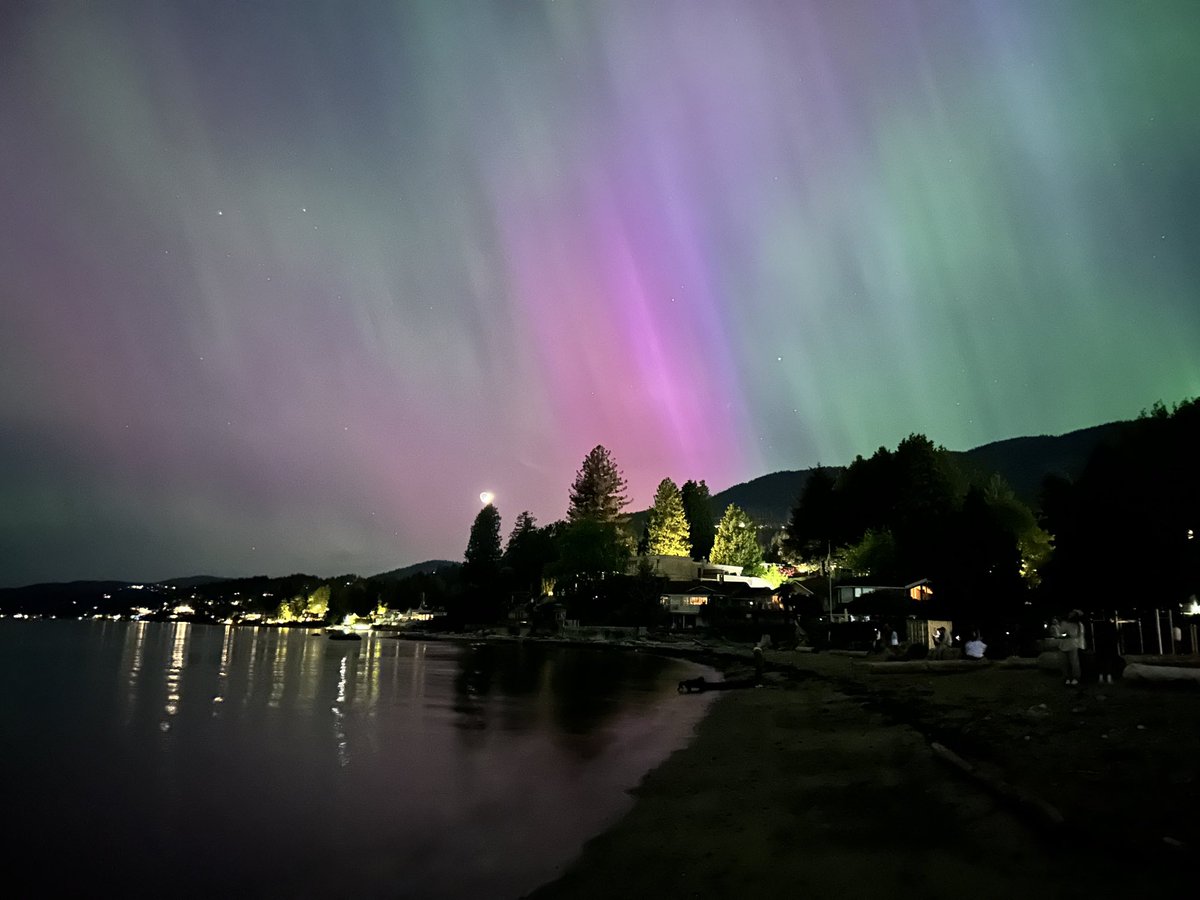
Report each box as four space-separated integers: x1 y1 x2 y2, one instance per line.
530 647 1198 898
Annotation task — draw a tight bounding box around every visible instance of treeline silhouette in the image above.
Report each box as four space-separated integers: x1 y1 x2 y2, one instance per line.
1039 397 1199 610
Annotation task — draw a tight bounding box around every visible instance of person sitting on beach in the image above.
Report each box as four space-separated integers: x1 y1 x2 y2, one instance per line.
964 632 987 660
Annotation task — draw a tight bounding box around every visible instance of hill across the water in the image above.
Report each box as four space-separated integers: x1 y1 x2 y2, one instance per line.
633 420 1125 529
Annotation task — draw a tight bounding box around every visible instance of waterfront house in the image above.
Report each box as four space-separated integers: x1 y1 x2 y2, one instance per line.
833 579 932 619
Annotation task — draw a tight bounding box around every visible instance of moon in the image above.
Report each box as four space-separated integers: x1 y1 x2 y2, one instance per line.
479 491 495 506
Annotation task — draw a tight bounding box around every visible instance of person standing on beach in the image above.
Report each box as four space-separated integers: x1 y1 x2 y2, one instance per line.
1093 612 1120 685
1058 609 1085 685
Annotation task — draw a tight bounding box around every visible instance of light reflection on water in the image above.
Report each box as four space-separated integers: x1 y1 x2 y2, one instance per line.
4 620 715 898
162 622 188 725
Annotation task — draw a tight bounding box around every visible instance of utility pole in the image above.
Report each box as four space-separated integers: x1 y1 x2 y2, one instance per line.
826 540 833 617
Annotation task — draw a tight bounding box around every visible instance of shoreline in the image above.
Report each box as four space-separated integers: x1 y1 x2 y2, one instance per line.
525 644 1198 898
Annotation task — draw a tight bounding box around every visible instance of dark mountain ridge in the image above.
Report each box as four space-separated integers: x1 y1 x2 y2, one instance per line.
158 575 229 588
372 559 460 580
950 422 1122 504
643 420 1129 529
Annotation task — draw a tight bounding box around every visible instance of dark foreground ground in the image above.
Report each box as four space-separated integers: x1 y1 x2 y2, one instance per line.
529 647 1198 899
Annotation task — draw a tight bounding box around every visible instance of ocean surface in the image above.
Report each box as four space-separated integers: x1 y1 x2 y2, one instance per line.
1 620 716 898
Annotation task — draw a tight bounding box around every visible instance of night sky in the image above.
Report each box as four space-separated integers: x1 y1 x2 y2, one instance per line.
2 1 1198 587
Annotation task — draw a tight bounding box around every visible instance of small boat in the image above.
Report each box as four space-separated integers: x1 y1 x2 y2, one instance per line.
327 630 362 642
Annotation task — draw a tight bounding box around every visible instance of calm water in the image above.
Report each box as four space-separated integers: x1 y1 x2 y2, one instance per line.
2 621 716 898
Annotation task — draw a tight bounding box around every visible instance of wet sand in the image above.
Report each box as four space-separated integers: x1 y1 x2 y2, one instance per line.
528 647 1198 898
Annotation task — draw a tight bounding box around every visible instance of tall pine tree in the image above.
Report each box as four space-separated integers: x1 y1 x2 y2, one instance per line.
646 478 691 556
782 468 839 565
558 446 632 601
464 502 502 586
681 479 716 559
502 511 556 597
711 504 764 575
567 445 629 523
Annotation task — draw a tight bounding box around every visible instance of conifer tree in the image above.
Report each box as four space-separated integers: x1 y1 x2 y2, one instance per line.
464 502 502 586
681 479 716 559
503 510 557 596
710 504 764 574
646 477 691 556
783 467 838 565
558 447 632 605
567 445 629 523
505 510 538 554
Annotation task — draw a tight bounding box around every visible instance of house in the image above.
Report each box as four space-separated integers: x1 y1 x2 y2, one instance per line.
832 579 932 620
660 581 722 629
637 554 812 633
659 578 812 631
635 554 777 589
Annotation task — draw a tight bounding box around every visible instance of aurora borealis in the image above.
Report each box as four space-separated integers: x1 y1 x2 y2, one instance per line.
2 1 1198 587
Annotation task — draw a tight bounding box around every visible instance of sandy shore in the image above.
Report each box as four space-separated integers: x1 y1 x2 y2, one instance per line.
527 646 1198 898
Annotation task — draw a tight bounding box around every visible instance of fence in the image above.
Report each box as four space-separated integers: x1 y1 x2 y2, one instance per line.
1090 610 1200 657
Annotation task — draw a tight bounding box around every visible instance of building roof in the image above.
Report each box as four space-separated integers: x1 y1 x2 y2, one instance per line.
660 581 722 597
836 578 931 592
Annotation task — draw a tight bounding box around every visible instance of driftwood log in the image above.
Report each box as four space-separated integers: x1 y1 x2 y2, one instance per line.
677 677 758 694
1122 663 1200 684
931 742 1064 826
855 658 993 674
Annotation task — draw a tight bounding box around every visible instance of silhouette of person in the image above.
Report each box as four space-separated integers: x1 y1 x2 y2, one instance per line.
1093 611 1120 685
1059 610 1085 685
932 626 952 660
